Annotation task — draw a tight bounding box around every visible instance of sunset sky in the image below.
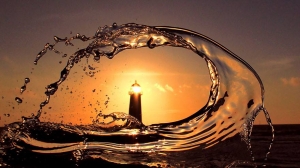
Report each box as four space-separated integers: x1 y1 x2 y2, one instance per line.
0 1 299 126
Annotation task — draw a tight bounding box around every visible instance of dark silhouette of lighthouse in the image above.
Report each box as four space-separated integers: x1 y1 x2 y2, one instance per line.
128 80 142 122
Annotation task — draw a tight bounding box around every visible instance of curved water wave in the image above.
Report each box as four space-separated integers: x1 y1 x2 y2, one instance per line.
0 23 274 167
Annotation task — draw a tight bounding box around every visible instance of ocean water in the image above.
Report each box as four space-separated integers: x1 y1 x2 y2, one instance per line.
1 125 299 167
0 23 276 167
249 125 300 167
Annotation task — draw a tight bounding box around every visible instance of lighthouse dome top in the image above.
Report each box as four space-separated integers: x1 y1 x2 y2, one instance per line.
129 80 142 95
131 80 140 87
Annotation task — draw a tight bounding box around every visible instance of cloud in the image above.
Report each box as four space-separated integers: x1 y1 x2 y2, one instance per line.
267 58 294 67
154 83 174 92
154 83 166 92
179 84 191 89
281 77 300 87
165 84 174 92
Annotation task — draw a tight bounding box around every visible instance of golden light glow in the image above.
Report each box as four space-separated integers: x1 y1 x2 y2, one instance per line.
129 80 142 94
132 86 141 93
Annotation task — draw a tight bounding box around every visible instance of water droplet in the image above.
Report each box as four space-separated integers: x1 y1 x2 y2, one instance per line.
24 78 30 84
20 85 26 94
44 43 50 48
112 22 117 28
88 65 95 70
15 97 22 104
54 36 67 43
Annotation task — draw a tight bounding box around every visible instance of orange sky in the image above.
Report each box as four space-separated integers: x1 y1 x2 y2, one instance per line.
1 47 212 126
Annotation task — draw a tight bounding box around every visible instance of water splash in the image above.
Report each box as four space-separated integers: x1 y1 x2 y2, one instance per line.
0 23 274 167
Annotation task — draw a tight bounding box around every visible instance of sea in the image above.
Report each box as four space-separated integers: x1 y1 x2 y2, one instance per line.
1 124 299 168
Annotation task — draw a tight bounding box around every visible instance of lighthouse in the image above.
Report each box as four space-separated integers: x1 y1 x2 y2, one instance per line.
128 80 142 122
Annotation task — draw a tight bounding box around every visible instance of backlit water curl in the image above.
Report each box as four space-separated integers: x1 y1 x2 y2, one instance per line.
0 23 274 167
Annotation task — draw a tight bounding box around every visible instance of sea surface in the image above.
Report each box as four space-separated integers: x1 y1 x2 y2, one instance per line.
250 124 300 168
0 124 299 168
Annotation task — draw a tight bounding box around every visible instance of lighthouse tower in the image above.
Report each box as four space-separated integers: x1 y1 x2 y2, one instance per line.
128 80 142 122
